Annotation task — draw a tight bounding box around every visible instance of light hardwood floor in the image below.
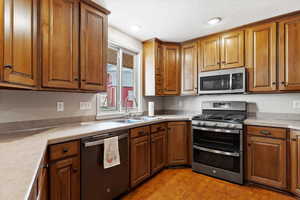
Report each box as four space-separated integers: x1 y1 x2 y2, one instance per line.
122 169 296 200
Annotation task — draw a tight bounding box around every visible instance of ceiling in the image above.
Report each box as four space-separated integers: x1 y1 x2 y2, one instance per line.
95 0 300 42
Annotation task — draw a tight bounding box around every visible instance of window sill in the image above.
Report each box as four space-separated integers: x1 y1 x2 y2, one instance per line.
96 111 144 121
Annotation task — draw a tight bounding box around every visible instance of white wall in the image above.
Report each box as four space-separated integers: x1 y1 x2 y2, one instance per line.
163 93 300 114
0 26 163 123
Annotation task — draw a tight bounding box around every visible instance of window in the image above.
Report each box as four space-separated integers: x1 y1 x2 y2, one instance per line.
97 44 139 116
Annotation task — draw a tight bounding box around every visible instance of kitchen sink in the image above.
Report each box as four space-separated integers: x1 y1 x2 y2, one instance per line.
114 119 143 123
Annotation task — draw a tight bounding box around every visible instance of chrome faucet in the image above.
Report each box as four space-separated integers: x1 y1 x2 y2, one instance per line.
124 95 138 118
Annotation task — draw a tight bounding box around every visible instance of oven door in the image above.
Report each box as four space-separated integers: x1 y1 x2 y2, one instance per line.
192 126 242 173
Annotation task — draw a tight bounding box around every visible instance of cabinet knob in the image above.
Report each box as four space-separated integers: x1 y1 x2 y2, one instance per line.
74 78 79 81
272 82 276 85
281 81 286 85
62 148 69 153
82 79 86 82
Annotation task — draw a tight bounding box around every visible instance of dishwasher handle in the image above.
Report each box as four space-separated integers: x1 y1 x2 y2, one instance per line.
83 133 128 147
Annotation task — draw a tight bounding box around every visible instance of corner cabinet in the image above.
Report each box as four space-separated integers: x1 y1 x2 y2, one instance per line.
279 15 300 91
80 2 107 91
41 0 80 89
143 40 181 96
167 122 188 166
181 42 198 95
291 130 300 197
0 0 38 88
246 22 277 92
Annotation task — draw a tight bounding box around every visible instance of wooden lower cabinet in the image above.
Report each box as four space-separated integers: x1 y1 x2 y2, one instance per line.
151 129 167 175
130 134 151 187
247 135 287 189
291 130 300 196
49 141 80 200
167 122 188 166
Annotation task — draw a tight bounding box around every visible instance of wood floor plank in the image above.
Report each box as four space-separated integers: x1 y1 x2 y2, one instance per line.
122 169 296 200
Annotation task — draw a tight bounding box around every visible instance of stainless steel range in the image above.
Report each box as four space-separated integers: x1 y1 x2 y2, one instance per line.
192 101 247 184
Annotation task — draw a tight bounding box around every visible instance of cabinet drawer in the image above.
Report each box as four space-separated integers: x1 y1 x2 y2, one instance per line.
130 126 150 138
49 141 79 161
247 126 287 139
151 123 166 134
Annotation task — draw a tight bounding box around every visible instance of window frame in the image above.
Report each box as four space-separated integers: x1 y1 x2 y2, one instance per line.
96 43 141 119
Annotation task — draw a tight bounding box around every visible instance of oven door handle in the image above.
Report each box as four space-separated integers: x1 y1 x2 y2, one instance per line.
192 126 240 134
193 145 240 157
83 134 128 147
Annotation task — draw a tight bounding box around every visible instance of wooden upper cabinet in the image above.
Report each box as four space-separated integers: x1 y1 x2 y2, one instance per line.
181 42 198 95
291 130 300 196
1 0 37 87
279 15 300 91
167 122 188 166
162 44 181 95
247 23 277 92
220 30 244 69
41 0 80 89
80 2 107 91
199 36 220 71
247 135 287 189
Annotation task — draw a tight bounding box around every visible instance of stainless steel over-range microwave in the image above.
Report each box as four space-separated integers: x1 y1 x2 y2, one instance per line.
198 67 246 95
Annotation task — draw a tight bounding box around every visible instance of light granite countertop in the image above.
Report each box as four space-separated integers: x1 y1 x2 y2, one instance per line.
1 114 300 200
0 115 193 200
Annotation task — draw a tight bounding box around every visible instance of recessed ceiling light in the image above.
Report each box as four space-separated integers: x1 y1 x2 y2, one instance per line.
131 25 141 32
207 17 222 25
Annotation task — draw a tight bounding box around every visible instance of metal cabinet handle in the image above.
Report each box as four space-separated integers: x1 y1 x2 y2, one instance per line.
62 148 69 153
272 82 276 85
260 130 271 135
4 65 13 69
74 78 79 81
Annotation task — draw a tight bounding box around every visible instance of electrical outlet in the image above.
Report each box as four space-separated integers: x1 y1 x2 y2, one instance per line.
293 100 300 109
80 102 86 110
86 102 92 110
57 102 64 112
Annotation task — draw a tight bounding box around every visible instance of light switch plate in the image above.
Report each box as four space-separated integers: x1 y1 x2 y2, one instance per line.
57 102 64 112
293 100 300 109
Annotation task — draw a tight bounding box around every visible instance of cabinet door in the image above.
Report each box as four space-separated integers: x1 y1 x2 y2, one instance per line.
80 3 107 91
181 43 198 95
247 23 277 92
200 36 220 71
162 45 181 95
291 131 300 196
2 0 37 87
50 157 80 200
279 15 300 91
167 122 188 166
131 135 150 187
247 136 287 189
151 132 167 175
220 30 244 69
41 0 79 89
155 44 164 96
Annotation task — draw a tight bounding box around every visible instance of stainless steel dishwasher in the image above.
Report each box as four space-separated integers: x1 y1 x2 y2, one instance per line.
81 130 129 200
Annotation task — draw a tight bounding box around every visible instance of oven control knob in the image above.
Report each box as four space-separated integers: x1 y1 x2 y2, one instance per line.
198 122 205 126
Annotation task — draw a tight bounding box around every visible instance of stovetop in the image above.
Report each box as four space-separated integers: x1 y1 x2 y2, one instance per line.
192 113 247 123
